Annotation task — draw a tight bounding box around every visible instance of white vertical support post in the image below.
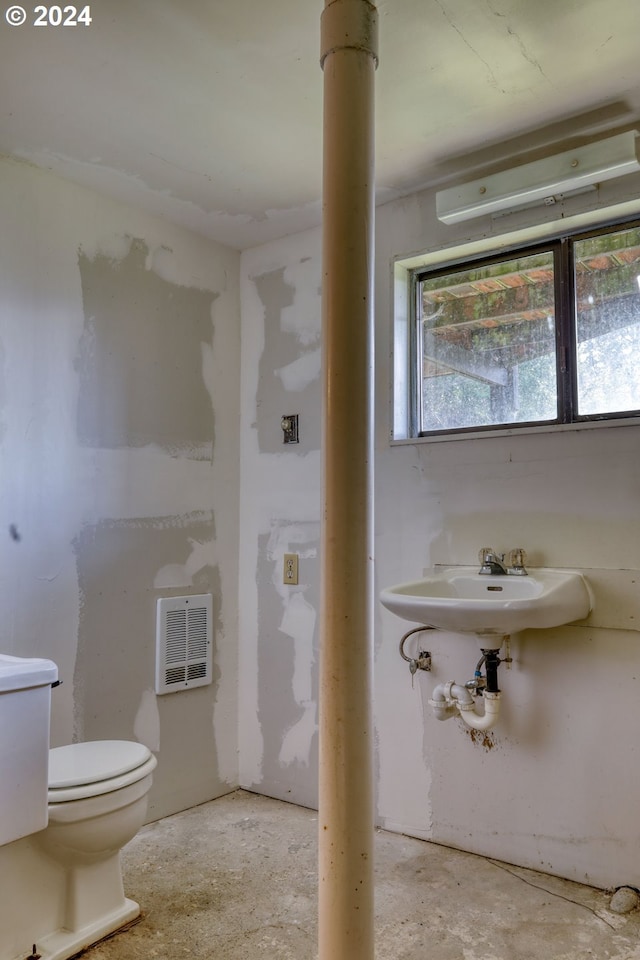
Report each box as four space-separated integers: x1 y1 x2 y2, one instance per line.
319 2 378 959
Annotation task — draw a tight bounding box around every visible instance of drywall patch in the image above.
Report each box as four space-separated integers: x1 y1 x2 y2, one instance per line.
79 233 135 265
276 349 321 393
254 267 321 453
278 591 317 767
253 523 320 806
153 534 216 589
72 513 218 744
76 238 217 457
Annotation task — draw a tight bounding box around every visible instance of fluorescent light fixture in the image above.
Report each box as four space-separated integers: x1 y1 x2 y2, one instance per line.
436 131 640 225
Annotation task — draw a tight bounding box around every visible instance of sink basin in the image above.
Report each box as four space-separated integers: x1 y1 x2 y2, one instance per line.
380 567 591 636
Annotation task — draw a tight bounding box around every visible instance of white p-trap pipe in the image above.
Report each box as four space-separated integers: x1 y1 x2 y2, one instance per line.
429 682 501 731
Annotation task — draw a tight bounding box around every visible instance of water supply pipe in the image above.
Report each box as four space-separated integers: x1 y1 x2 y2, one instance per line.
318 3 378 960
429 682 502 731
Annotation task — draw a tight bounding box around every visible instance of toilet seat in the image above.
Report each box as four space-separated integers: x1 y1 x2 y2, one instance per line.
48 740 156 803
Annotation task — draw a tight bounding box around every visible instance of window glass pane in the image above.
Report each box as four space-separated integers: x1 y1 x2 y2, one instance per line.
419 251 558 433
574 226 640 416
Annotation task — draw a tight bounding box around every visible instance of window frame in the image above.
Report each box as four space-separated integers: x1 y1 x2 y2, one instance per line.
408 216 640 440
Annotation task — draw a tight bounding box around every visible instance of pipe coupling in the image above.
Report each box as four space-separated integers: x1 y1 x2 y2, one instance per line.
428 698 457 721
320 0 379 68
456 691 501 731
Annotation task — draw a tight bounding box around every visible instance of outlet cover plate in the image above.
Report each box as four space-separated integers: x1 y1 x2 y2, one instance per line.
283 553 299 585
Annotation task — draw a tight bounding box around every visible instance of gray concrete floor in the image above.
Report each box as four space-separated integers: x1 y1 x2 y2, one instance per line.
88 790 640 960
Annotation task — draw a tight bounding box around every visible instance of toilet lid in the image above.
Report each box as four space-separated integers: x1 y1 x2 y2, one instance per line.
49 740 152 788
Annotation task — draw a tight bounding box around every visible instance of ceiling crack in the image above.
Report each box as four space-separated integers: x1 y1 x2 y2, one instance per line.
433 0 505 93
506 26 550 84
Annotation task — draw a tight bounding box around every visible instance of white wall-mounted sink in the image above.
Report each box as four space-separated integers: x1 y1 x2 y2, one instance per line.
380 567 591 636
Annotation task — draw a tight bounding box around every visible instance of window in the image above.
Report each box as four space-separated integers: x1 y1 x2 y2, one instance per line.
410 220 640 437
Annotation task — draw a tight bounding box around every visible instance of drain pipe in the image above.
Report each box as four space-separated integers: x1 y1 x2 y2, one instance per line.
429 683 502 731
318 3 378 960
396 629 505 731
429 649 503 731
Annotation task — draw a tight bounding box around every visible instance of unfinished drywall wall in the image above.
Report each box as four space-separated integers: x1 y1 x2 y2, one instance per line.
254 265 321 454
253 522 320 808
239 235 322 801
0 156 240 819
77 239 216 456
239 173 640 891
73 513 222 818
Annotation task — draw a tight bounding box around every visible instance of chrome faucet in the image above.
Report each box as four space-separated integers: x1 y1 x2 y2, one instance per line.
478 546 528 575
478 548 508 575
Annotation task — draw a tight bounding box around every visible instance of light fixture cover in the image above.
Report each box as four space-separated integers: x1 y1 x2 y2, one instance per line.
436 131 640 225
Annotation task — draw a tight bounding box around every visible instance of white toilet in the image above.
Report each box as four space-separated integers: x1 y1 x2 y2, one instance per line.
0 655 157 960
38 740 158 955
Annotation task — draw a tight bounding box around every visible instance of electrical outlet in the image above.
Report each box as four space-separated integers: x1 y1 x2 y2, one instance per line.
283 553 299 585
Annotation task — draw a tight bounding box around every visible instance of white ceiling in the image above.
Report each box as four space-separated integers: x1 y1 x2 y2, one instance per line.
2 0 640 249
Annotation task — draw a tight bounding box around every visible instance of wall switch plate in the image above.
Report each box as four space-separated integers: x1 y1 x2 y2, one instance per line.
283 553 299 585
281 414 299 444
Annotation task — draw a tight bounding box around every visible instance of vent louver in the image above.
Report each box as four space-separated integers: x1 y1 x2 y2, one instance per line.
155 594 213 695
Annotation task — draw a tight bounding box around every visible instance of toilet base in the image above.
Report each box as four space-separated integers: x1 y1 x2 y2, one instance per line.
1 744 156 960
27 897 140 960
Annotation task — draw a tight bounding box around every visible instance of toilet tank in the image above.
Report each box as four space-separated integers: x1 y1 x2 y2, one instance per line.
0 654 58 845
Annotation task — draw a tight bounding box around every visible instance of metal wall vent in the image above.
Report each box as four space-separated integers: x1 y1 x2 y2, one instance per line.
155 594 213 695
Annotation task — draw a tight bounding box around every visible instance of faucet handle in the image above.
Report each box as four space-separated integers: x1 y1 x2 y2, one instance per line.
508 547 528 573
478 546 495 564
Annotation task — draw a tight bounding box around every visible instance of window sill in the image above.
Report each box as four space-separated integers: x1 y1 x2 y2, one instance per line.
390 414 640 446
